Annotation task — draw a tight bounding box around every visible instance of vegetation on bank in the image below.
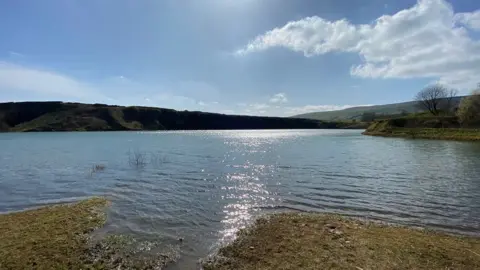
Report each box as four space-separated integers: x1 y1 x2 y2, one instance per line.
363 85 480 141
457 89 480 125
363 113 480 141
0 101 353 132
363 125 480 141
0 198 177 269
203 213 480 270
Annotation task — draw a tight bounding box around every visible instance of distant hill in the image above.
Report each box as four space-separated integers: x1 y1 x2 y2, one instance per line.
292 97 464 121
0 102 350 132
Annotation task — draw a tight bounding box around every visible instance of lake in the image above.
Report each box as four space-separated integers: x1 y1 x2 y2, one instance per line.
1 130 480 269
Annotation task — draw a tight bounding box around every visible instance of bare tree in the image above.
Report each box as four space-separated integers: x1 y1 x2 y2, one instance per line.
442 88 459 113
415 84 457 115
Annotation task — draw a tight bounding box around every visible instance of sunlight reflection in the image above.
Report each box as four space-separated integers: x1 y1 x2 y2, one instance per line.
217 133 279 244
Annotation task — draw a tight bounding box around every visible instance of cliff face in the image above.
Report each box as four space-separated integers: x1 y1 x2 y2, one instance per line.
0 102 342 132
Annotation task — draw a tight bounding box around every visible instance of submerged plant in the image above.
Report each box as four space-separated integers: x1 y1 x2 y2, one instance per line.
128 150 148 169
90 164 106 176
150 153 167 168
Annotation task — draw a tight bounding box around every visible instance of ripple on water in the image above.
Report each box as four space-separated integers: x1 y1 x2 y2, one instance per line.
1 130 480 269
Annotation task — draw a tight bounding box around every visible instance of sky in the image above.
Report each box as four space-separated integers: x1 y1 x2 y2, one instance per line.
1 0 480 116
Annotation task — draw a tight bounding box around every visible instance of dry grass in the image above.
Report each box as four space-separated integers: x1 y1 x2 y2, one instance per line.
203 213 480 270
0 198 109 270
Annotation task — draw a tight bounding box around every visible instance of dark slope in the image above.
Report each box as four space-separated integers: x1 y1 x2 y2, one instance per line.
0 102 344 132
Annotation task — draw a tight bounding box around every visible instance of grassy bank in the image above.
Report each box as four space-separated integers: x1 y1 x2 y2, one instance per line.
363 127 480 141
0 198 109 269
363 117 480 141
0 198 177 269
203 213 480 270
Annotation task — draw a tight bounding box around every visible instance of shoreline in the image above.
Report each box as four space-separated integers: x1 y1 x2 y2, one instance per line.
362 128 480 141
0 198 109 269
2 200 480 269
203 213 480 270
0 198 177 269
0 127 366 134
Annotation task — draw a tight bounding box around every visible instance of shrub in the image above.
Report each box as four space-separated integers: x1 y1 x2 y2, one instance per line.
457 90 480 126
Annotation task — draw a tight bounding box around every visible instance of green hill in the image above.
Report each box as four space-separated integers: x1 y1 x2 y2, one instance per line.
0 101 348 132
292 97 463 121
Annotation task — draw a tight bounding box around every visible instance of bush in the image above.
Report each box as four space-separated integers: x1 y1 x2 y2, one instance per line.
457 90 480 126
389 118 407 127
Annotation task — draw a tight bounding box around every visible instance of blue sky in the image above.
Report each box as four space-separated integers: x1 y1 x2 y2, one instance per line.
1 0 479 116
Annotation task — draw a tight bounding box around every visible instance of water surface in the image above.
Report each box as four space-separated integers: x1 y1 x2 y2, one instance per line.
1 130 480 269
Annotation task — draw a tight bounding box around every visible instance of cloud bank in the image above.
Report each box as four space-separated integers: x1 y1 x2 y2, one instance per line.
0 63 368 117
237 0 480 88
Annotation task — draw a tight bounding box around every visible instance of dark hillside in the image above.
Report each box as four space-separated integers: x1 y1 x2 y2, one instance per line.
0 102 346 132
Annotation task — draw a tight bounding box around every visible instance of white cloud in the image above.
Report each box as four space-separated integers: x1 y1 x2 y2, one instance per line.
251 103 270 110
221 109 236 115
237 0 480 89
0 62 370 117
269 93 288 103
0 62 215 112
0 61 100 100
284 104 369 116
234 92 368 116
236 102 369 117
455 10 480 30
